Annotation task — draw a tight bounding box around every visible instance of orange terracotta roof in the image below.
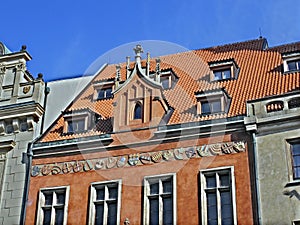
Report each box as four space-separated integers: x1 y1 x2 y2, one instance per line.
39 38 300 143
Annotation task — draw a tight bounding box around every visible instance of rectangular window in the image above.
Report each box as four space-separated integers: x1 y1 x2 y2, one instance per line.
36 186 70 225
97 87 113 100
88 180 122 225
213 69 231 81
287 59 300 71
143 174 176 225
67 119 85 133
291 141 300 179
201 100 222 114
161 76 171 89
200 167 237 225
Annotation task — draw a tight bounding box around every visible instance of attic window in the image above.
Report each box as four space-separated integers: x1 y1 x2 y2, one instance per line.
283 52 300 73
196 89 230 115
97 87 112 100
64 112 90 134
67 119 85 133
93 81 114 100
150 70 178 89
287 59 300 72
209 59 239 82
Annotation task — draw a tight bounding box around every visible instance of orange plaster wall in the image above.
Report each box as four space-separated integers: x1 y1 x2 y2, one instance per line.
26 139 253 225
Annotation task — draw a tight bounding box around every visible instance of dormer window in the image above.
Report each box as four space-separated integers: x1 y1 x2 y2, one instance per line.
93 81 114 101
63 111 92 134
196 89 230 115
133 102 142 120
213 69 231 81
149 70 178 89
97 87 113 100
201 99 222 114
283 52 300 73
287 59 300 72
209 59 239 82
67 119 85 133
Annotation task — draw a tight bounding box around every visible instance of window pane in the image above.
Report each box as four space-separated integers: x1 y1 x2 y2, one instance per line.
150 182 159 195
55 208 64 225
223 70 231 79
106 88 113 98
134 104 142 119
211 101 222 112
43 208 51 225
162 179 172 194
294 167 300 179
149 198 159 225
67 121 73 133
76 120 85 132
107 202 117 225
98 90 105 99
163 197 173 225
96 188 105 200
206 175 216 188
219 174 230 187
292 144 300 155
44 193 53 206
108 186 118 200
56 193 65 205
161 77 169 89
95 204 104 225
288 61 297 71
207 193 217 224
214 71 222 80
201 102 211 114
221 191 233 225
293 156 300 167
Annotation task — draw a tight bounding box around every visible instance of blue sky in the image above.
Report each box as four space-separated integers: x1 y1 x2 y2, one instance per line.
1 0 299 81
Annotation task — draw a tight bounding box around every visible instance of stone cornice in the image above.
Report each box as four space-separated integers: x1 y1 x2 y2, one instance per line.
0 101 44 120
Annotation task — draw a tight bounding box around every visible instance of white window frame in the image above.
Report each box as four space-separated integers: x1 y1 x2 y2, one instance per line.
36 185 70 225
209 59 239 82
200 166 237 225
283 53 300 73
63 112 89 133
88 180 122 225
143 173 177 225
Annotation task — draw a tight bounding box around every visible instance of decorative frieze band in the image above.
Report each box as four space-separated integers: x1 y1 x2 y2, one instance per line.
31 141 246 177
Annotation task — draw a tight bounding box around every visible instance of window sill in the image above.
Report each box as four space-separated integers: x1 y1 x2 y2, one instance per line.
285 180 300 188
283 69 300 75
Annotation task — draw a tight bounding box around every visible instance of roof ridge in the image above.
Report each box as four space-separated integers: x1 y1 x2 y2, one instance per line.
200 37 267 51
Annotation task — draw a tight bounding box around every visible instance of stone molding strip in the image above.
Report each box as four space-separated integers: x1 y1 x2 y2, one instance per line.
31 141 246 177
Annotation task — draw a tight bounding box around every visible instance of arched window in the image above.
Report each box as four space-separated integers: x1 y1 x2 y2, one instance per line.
133 103 142 120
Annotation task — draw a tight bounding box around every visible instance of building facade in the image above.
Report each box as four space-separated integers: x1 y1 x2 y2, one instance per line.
0 43 45 225
0 42 94 225
23 38 300 225
245 91 300 225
